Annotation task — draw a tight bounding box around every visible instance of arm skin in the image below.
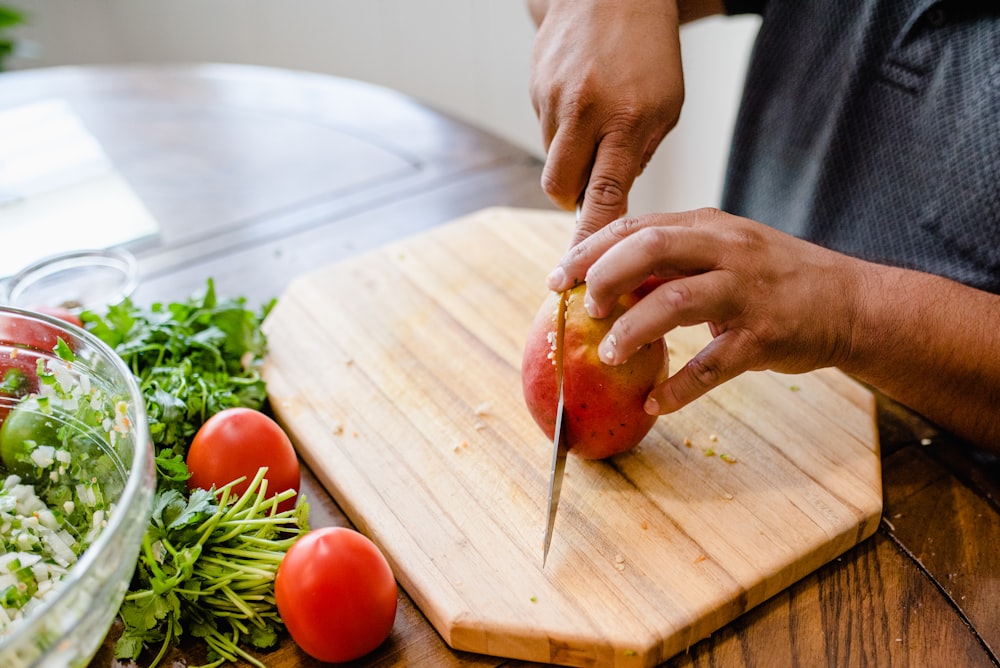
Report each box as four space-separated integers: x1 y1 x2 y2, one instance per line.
527 0 725 246
545 209 1000 452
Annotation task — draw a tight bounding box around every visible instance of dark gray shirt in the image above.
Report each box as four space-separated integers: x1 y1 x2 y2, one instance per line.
721 0 1000 293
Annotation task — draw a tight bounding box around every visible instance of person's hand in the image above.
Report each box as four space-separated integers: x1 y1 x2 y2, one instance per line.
544 208 868 414
528 0 685 245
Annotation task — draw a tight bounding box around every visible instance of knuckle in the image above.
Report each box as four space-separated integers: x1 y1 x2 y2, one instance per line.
585 175 628 211
691 207 726 227
557 86 599 126
733 227 764 256
605 216 646 242
726 327 770 371
684 353 722 389
655 280 694 313
564 239 592 267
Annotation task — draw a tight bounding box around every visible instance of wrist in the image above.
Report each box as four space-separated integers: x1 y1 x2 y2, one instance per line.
676 0 725 23
839 261 905 385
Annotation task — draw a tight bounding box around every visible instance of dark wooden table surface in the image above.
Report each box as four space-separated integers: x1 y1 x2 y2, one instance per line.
1 63 997 668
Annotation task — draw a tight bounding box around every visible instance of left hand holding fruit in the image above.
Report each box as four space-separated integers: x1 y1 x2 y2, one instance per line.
545 208 865 415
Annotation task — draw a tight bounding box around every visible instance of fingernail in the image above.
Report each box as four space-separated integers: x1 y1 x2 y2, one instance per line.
584 294 598 317
546 266 566 290
599 333 618 364
644 395 659 414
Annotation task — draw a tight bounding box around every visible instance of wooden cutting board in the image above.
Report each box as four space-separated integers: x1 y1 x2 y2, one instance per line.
261 207 882 667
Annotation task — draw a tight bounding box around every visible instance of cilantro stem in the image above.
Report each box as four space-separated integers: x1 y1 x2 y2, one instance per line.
200 622 267 668
197 555 278 578
150 613 176 668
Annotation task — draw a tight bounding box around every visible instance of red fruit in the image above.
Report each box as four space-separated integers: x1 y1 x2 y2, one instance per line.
522 283 668 459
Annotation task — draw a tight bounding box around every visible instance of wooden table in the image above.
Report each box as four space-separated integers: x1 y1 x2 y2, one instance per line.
1 64 997 667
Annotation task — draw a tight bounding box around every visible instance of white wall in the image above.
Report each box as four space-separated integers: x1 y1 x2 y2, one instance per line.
6 1 759 214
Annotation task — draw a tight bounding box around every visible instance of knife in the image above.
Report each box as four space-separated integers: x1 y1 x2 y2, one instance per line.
542 198 582 565
542 287 569 566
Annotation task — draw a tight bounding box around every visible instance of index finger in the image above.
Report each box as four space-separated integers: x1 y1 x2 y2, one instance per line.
547 211 719 293
569 133 649 247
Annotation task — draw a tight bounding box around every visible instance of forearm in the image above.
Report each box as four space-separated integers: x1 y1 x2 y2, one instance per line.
527 0 723 27
844 263 1000 450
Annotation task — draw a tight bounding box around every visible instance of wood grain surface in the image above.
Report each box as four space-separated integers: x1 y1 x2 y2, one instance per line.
260 207 883 667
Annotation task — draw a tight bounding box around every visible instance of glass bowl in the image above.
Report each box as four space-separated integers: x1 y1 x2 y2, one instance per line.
0 306 154 667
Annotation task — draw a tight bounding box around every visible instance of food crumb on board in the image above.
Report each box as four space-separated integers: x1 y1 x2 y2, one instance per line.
722 492 734 501
344 357 354 367
694 554 707 564
332 421 344 436
709 433 718 442
452 440 470 453
790 384 800 392
474 402 491 416
614 553 625 564
719 453 738 464
623 649 637 657
473 421 486 431
614 563 626 572
683 437 692 447
530 596 537 603
640 520 648 530
703 448 716 457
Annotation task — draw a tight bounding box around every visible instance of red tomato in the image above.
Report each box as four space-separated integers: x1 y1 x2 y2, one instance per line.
28 305 84 328
275 527 398 662
0 308 71 423
0 312 74 352
186 407 300 512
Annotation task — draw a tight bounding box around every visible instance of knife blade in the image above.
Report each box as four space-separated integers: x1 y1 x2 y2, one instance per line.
542 197 583 565
542 287 569 566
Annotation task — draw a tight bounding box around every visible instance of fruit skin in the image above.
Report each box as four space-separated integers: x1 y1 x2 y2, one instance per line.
521 283 668 459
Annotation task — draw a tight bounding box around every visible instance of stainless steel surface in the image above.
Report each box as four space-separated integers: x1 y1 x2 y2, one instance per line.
542 287 571 565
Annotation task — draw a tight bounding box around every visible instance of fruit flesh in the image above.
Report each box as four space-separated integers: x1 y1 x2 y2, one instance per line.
521 284 668 459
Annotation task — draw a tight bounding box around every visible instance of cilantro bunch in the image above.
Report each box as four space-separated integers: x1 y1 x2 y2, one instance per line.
79 279 304 665
116 469 309 667
82 279 274 491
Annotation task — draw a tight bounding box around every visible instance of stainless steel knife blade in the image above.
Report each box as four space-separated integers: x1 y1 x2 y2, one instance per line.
542 288 569 566
542 195 583 566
